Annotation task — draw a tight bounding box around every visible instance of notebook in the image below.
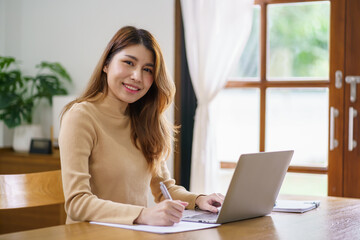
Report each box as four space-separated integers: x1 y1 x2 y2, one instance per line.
273 200 320 213
182 150 294 224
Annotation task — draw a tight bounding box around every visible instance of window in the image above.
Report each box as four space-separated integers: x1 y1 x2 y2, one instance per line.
215 0 330 196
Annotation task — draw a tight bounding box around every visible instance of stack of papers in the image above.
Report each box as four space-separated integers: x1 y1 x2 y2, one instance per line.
273 200 320 213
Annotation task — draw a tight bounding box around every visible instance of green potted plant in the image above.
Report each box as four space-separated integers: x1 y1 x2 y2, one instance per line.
0 56 72 152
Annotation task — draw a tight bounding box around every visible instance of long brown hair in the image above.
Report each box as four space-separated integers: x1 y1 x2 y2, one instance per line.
62 26 176 172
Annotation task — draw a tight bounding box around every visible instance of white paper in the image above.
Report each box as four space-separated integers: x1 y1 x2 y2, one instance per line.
90 221 220 234
272 200 320 213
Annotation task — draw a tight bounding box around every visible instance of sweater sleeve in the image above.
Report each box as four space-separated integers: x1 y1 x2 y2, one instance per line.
150 160 201 209
59 105 143 225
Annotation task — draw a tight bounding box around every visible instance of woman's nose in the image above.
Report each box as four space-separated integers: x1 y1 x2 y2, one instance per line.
131 68 142 82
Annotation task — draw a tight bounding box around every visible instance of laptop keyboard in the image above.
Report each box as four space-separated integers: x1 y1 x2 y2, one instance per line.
187 213 218 221
183 211 219 221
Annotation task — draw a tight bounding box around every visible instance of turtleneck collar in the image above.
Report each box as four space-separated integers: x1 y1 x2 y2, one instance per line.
93 92 129 118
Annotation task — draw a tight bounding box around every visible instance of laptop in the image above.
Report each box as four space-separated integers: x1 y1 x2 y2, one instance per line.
182 150 294 224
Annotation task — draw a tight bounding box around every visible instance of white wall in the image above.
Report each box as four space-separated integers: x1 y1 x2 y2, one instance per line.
0 0 12 146
0 0 175 177
0 0 5 54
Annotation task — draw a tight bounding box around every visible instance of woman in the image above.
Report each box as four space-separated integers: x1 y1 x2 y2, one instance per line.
59 26 223 226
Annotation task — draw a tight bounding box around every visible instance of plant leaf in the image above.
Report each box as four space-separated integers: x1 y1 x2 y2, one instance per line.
36 61 72 83
0 93 19 109
0 56 16 71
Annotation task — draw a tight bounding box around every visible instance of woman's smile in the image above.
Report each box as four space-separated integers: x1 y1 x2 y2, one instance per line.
123 83 140 92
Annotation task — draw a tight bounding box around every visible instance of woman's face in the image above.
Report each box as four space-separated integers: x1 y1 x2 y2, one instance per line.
104 44 154 103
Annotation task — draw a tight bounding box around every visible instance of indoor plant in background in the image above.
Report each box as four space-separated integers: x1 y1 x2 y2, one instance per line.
0 56 72 152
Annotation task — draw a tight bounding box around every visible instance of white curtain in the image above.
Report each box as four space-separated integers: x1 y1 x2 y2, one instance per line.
181 0 254 193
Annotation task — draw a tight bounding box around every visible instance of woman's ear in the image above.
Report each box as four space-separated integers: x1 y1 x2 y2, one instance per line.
103 65 108 73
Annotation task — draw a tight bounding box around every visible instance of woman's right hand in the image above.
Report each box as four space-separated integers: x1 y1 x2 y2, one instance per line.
134 200 188 226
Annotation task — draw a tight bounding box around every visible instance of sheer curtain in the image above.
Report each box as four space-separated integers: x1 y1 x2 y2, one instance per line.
181 0 254 193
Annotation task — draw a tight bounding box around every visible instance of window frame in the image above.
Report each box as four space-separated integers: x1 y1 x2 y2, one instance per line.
222 0 331 175
174 0 333 186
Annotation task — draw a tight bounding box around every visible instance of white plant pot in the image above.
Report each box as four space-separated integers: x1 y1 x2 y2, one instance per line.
13 124 44 152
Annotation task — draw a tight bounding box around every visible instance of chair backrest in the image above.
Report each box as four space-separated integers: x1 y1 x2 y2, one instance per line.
0 170 64 209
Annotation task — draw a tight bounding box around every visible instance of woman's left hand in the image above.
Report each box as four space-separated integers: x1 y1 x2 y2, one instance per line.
195 193 225 213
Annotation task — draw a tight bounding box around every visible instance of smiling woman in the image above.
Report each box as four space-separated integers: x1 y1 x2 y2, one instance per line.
58 26 224 227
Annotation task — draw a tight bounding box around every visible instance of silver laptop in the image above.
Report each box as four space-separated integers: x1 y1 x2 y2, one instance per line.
182 150 294 224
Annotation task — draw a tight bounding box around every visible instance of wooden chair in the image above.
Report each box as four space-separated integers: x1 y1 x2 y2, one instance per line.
0 170 66 234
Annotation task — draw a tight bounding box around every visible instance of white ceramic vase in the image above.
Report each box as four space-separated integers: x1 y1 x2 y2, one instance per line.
13 124 44 152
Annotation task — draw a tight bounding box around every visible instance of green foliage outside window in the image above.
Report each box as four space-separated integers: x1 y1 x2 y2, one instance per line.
232 2 330 79
268 2 330 78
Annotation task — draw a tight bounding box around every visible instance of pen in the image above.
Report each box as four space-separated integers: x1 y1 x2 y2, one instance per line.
160 182 173 200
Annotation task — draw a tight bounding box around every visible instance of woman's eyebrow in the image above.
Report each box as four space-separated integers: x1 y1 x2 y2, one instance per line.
125 54 138 61
125 55 154 67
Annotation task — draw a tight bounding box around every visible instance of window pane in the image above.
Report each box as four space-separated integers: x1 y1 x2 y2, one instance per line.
279 173 327 196
229 6 260 80
213 88 260 162
266 88 328 167
267 2 330 79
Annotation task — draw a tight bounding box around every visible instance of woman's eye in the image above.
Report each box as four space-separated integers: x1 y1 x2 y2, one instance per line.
124 60 134 66
144 68 153 74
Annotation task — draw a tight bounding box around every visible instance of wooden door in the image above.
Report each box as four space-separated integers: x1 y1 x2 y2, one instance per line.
327 0 346 196
328 0 360 198
343 0 360 197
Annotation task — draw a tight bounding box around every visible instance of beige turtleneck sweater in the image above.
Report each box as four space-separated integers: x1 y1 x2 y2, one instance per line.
59 93 199 225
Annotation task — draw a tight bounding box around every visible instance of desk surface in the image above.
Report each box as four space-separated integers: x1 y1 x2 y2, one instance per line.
1 195 360 240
